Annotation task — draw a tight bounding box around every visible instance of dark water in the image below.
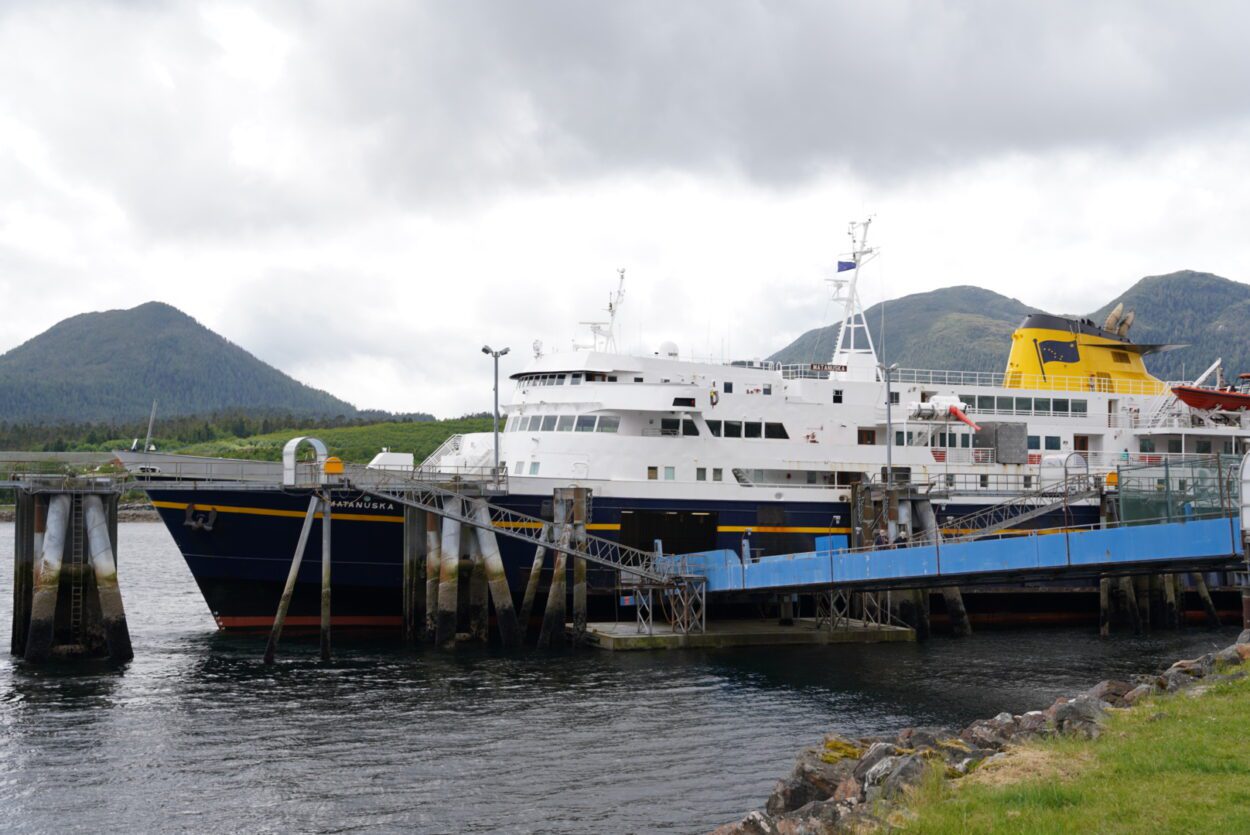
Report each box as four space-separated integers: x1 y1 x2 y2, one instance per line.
0 523 1239 834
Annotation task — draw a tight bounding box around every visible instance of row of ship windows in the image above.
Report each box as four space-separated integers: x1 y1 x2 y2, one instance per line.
647 466 725 481
516 373 773 394
960 395 1088 416
506 415 621 433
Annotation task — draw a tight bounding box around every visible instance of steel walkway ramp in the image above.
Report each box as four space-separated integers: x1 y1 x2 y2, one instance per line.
940 475 1101 544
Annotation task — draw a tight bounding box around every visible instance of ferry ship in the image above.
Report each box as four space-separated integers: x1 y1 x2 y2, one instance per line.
133 223 1250 629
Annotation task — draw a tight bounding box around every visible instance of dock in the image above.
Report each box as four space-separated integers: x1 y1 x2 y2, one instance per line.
579 618 913 651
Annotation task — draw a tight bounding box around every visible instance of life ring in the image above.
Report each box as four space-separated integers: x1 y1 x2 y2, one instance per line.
709 390 719 407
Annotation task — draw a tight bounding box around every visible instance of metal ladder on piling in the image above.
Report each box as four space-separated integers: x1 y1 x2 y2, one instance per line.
68 494 86 643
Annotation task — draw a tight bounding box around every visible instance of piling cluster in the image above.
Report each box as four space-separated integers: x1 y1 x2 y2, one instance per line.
10 487 133 663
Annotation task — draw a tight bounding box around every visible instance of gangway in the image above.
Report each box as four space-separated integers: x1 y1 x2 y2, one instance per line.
940 475 1101 544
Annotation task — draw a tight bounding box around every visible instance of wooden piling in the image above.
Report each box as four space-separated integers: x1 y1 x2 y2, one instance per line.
320 497 332 661
402 505 427 644
11 491 36 657
471 499 522 648
911 589 931 641
1172 573 1187 628
1191 572 1221 628
1148 574 1166 627
435 497 463 649
538 501 571 648
571 488 588 644
466 530 488 643
1133 575 1151 632
424 512 440 642
1118 576 1142 634
1099 576 1111 637
83 495 133 662
779 595 795 626
518 524 550 637
1161 573 1179 630
24 494 70 663
263 495 320 665
940 586 972 637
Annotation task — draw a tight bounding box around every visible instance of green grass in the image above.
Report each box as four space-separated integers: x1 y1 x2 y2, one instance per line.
904 667 1250 833
171 418 493 463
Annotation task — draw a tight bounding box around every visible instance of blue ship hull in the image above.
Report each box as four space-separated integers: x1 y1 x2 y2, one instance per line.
145 485 1102 629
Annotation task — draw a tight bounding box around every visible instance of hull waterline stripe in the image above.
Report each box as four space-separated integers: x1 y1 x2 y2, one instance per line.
151 500 402 524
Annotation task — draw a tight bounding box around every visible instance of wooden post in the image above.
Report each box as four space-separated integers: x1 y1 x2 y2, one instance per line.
466 529 488 643
1172 573 1187 629
538 498 570 648
572 488 588 644
1191 572 1221 628
24 494 71 663
1099 576 1111 637
912 589 931 641
1161 573 1179 630
424 512 441 642
83 495 133 662
263 495 320 665
435 497 462 649
471 499 522 648
779 595 795 626
11 491 36 657
402 505 427 644
518 525 550 638
1119 576 1142 634
320 497 332 661
940 586 972 637
1134 575 1151 632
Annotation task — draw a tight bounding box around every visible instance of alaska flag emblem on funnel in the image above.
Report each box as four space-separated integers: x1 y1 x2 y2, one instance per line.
1037 339 1079 364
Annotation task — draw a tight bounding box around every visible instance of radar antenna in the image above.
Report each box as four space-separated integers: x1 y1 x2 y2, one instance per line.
576 269 627 352
828 218 880 381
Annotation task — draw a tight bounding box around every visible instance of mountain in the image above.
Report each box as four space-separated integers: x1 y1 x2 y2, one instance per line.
769 271 1250 379
1088 271 1250 381
769 286 1039 371
0 302 358 423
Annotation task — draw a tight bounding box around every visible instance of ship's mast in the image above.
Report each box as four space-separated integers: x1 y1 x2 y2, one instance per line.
577 269 627 352
828 219 880 381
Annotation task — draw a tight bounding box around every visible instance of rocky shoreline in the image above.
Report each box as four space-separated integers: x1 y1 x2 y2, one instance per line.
0 503 161 523
714 629 1250 834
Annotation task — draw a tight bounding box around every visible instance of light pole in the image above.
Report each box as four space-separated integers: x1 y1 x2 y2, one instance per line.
482 345 510 483
879 362 899 487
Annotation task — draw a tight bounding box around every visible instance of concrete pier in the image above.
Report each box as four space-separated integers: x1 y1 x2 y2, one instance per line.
435 497 462 649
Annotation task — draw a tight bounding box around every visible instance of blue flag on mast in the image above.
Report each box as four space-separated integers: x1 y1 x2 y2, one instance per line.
837 260 856 272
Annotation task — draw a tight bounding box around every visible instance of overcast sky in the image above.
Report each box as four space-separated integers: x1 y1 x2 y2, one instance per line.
3 1 1249 417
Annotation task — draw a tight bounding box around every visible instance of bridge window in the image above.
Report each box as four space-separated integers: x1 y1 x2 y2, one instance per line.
1053 399 1070 415
1034 398 1051 415
541 416 558 432
763 384 772 395
977 395 994 411
1044 436 1061 450
682 419 699 437
713 468 723 481
1197 439 1212 454
596 416 620 433
556 416 575 431
706 420 722 437
724 421 743 438
1140 438 1156 453
529 462 540 475
570 373 582 385
673 397 696 407
724 381 734 394
1028 435 1040 450
744 422 763 439
889 391 900 405
857 428 876 445
832 389 843 404
764 422 789 439
997 397 1013 412
575 416 596 432
696 467 707 481
1168 439 1182 454
647 466 658 480
664 466 676 481
661 418 680 436
1071 399 1088 415
1015 397 1032 414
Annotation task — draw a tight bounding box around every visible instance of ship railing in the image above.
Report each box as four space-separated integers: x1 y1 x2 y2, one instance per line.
344 463 678 584
419 433 466 470
891 368 1176 396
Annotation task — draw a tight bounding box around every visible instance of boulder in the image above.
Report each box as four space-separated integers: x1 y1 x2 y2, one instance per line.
1214 646 1242 666
1054 694 1109 738
766 743 862 816
774 799 847 835
831 774 863 804
862 755 901 788
1122 683 1158 706
880 754 929 799
712 810 780 835
1237 628 1250 644
960 715 1014 749
1014 710 1053 737
895 726 956 751
1085 679 1134 707
853 742 901 781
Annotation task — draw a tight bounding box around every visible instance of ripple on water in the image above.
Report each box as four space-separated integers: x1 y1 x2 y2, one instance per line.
0 522 1240 833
